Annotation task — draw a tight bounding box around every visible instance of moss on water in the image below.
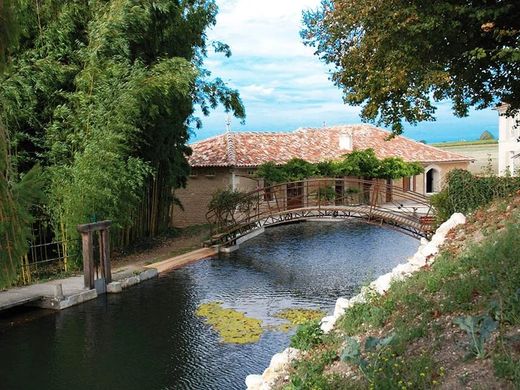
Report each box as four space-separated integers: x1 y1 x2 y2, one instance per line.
275 308 326 332
195 302 263 344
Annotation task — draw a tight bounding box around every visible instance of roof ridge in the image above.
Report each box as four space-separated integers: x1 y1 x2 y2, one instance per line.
226 131 237 166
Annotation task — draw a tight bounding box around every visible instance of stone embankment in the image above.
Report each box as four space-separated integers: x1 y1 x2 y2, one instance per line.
246 213 467 390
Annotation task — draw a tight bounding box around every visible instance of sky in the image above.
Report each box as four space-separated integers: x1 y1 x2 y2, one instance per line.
193 0 498 144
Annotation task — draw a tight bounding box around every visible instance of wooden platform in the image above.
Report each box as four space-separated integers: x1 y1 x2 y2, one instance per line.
145 247 218 273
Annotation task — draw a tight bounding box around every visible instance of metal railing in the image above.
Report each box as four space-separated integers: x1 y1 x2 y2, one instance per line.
206 177 435 245
20 238 81 284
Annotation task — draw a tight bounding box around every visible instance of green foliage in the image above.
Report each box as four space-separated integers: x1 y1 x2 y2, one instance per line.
453 314 498 359
480 131 495 141
286 349 338 390
338 297 392 335
255 161 287 183
430 169 520 222
493 352 520 383
0 126 44 288
315 185 335 201
0 0 245 268
302 0 520 134
283 158 317 181
209 188 247 215
0 3 44 288
340 337 362 364
290 320 324 351
256 150 423 183
379 158 423 179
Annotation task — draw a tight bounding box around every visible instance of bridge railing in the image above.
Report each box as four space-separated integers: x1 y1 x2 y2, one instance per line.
206 177 434 241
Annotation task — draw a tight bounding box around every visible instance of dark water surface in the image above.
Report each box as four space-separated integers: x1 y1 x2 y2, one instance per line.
0 222 418 390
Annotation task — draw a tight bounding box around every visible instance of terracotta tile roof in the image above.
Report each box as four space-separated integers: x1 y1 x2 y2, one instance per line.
189 125 472 167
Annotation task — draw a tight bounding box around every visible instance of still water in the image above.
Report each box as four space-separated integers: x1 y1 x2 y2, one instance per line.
0 221 418 390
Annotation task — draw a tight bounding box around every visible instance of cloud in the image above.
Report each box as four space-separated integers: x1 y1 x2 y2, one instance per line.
196 0 498 144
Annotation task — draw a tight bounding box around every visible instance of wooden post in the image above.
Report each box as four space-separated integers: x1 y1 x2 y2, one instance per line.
77 221 112 290
81 230 94 289
102 228 111 284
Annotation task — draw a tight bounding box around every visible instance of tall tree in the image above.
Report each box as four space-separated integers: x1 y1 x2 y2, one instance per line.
0 0 43 287
1 0 245 269
302 0 520 134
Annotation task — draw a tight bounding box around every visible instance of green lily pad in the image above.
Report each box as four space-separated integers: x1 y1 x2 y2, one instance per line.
196 302 263 344
274 308 325 332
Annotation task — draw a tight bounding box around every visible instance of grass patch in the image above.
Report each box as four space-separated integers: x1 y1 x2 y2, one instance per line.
494 353 520 384
431 139 498 147
290 321 324 351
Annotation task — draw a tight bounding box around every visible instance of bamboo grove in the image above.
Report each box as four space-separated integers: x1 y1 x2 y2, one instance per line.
0 0 245 287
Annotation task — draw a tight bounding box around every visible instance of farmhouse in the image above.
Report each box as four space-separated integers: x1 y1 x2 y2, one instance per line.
497 104 520 176
171 125 472 227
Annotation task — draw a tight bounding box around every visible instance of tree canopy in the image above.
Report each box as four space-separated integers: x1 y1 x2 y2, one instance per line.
302 0 520 134
0 0 245 284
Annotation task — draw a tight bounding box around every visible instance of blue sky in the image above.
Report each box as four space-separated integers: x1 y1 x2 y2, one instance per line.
194 0 498 144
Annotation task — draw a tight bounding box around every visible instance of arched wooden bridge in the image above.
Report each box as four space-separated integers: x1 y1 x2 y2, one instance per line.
205 178 436 247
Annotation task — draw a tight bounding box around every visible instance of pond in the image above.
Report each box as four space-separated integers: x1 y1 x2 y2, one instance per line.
0 221 419 390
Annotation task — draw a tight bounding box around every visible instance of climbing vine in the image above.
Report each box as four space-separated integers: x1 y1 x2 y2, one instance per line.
256 150 423 183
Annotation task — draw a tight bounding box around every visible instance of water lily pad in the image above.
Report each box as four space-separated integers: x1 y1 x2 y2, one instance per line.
196 302 263 344
274 308 325 332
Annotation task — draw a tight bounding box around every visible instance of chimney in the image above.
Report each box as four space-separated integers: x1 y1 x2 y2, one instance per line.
339 130 353 150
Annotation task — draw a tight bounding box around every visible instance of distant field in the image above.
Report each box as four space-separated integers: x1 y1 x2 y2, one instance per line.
433 140 498 175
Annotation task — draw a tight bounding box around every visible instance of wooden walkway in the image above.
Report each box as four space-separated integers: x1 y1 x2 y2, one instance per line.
145 247 217 273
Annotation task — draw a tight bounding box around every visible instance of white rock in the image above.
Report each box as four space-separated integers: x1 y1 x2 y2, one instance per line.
262 367 277 384
320 316 337 333
420 241 439 258
370 272 394 295
409 252 427 266
334 297 350 315
245 374 264 390
349 292 367 306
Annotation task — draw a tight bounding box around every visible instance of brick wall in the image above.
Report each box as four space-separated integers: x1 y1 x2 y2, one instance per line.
170 167 232 228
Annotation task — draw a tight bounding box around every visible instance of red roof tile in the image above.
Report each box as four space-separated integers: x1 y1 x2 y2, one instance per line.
189 125 472 167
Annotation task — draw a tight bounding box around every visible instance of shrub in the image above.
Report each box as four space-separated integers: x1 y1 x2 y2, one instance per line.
290 320 324 351
431 169 520 222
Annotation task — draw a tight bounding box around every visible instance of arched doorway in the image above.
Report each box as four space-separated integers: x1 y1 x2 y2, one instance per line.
426 168 440 194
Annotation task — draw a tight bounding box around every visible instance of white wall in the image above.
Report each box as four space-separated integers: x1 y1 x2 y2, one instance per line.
498 105 520 176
